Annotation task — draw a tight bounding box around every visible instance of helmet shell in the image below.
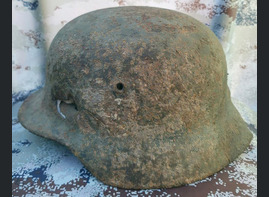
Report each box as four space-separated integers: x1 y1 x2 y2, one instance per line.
19 6 252 189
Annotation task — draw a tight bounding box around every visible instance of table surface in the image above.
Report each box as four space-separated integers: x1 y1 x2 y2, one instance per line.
12 101 257 197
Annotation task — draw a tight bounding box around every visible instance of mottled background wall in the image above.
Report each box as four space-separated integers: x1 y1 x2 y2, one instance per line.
12 0 257 127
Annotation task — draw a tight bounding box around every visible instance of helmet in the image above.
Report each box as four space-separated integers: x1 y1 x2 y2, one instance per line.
18 6 252 189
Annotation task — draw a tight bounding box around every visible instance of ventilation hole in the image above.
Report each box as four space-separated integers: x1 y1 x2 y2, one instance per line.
116 83 124 90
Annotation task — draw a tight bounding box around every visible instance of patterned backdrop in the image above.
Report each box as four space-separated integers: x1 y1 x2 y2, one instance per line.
12 0 257 196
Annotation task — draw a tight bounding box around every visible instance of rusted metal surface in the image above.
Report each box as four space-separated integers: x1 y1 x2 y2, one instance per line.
12 118 257 196
18 6 252 189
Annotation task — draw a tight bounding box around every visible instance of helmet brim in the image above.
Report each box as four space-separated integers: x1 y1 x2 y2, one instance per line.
18 87 253 189
18 88 84 148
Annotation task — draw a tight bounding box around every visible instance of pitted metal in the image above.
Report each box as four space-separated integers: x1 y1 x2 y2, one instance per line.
18 6 252 189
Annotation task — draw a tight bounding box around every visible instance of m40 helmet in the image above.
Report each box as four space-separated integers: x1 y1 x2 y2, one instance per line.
19 6 252 189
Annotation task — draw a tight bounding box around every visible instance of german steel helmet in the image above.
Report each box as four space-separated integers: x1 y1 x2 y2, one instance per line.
19 6 252 189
